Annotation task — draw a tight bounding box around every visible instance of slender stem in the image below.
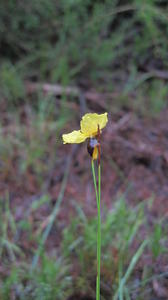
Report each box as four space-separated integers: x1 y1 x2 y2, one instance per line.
91 160 101 300
97 164 101 300
91 160 99 208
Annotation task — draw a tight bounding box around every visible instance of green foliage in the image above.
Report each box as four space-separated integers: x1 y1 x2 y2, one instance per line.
149 221 167 259
0 0 168 113
148 79 167 115
0 93 71 185
62 198 147 297
31 255 71 300
0 267 19 300
0 194 23 262
0 195 167 299
0 62 25 104
0 256 71 300
0 192 71 300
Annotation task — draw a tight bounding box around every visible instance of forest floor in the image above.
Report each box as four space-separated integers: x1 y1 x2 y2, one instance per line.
1 93 168 299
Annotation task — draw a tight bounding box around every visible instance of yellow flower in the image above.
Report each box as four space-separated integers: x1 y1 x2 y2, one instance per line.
62 112 108 160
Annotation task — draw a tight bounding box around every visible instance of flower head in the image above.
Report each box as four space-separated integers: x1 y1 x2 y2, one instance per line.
62 112 108 160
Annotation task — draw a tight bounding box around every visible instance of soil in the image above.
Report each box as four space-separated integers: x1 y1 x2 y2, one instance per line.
1 102 168 299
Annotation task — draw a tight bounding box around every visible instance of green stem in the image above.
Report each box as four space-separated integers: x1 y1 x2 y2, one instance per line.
91 160 99 208
91 160 101 300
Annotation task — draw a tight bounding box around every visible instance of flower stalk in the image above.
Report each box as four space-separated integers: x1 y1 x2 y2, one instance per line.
62 112 108 300
91 160 101 300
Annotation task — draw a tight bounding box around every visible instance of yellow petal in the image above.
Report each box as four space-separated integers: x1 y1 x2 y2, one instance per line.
92 146 98 160
80 112 108 137
62 130 87 144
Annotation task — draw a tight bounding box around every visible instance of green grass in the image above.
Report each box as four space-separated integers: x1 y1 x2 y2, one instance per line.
0 0 168 114
0 256 71 300
0 92 72 186
0 196 167 299
61 198 168 299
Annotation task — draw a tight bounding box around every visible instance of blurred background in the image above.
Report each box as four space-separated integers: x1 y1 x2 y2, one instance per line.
0 1 168 299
